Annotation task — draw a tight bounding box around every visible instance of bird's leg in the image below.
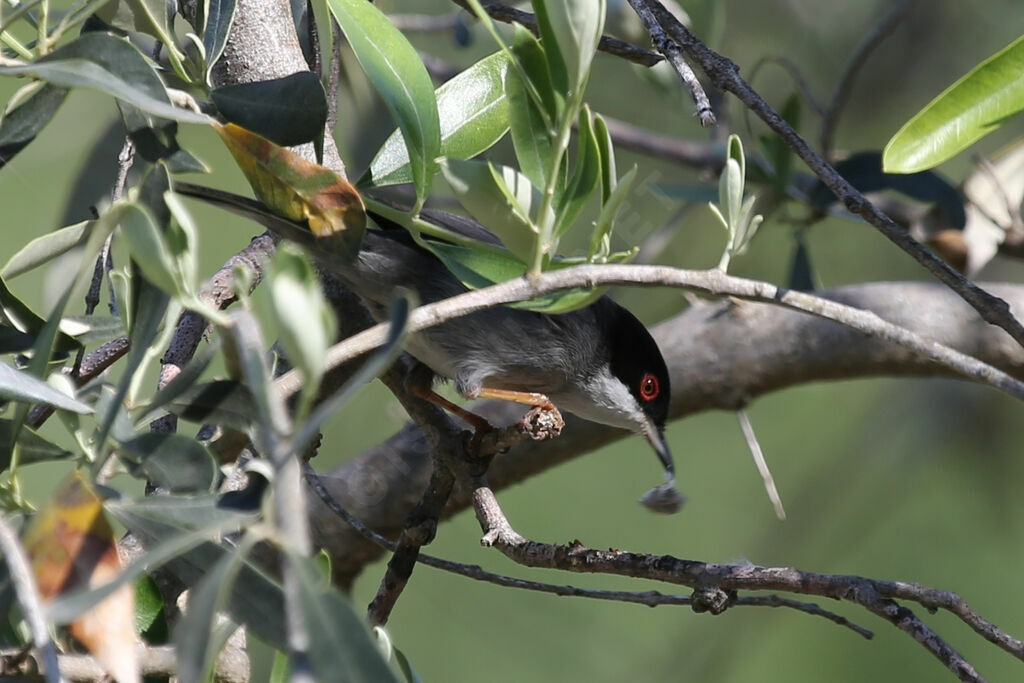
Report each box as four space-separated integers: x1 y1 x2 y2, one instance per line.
474 388 564 440
403 362 496 437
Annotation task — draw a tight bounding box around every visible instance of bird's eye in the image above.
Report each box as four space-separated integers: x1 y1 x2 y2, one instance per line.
639 373 660 402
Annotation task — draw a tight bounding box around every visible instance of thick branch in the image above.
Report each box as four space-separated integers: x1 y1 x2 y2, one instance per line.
310 282 1024 585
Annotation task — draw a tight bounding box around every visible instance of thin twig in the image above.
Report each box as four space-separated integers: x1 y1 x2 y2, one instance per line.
626 0 714 126
449 0 662 67
301 463 871 637
274 264 1024 406
820 0 918 159
470 484 988 681
736 408 785 520
638 0 1024 350
0 516 62 683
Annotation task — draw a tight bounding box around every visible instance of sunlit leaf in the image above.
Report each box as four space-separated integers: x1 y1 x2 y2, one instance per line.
426 242 604 313
327 0 440 208
533 0 605 92
2 220 89 279
216 123 366 261
554 105 600 238
441 158 539 264
365 51 510 187
884 34 1024 173
0 360 91 414
0 33 208 124
506 25 554 189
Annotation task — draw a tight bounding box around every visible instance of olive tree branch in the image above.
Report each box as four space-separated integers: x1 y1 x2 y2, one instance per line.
277 264 1024 404
633 0 1024 349
469 479 997 682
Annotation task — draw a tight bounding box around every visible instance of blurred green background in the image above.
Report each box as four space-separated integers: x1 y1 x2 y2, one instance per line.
4 0 1024 680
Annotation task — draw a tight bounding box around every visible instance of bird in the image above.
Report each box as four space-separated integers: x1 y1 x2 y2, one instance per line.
174 183 678 502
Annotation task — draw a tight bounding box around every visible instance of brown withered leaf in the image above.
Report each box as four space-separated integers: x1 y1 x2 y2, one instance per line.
24 471 139 683
215 122 366 261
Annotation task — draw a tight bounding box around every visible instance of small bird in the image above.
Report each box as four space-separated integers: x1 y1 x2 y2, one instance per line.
348 209 676 482
175 183 679 504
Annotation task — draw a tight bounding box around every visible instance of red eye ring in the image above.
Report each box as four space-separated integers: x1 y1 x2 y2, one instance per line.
639 373 659 402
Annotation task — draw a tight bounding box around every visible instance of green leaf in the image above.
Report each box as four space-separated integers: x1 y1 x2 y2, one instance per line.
121 432 217 493
506 25 554 189
594 113 616 204
0 33 209 124
287 552 400 683
0 273 79 354
884 34 1024 173
174 543 250 683
163 379 257 433
291 294 409 455
212 72 328 147
0 358 90 414
554 105 600 238
533 0 605 92
1 220 89 279
529 1 570 96
590 166 638 259
59 315 126 345
134 575 165 637
440 158 539 264
265 243 336 402
0 419 73 465
426 242 604 314
365 51 511 187
0 83 68 171
328 0 440 208
203 0 238 78
119 203 179 295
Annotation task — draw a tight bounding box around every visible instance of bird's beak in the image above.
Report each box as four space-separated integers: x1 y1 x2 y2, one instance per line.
642 418 675 477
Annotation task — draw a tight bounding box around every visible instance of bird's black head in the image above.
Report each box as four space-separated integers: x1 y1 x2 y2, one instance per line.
600 300 674 474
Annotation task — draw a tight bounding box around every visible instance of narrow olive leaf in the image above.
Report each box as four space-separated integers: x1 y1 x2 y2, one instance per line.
287 552 400 683
554 105 601 238
291 294 409 455
203 0 238 78
327 0 440 207
134 576 165 636
138 336 221 421
441 158 538 264
212 72 328 147
265 243 336 399
506 25 555 189
589 165 638 259
60 315 126 345
0 361 91 413
215 123 366 261
529 0 569 96
163 379 257 433
426 242 604 314
1 220 88 279
174 543 250 683
365 50 511 187
593 113 616 204
0 33 209 124
0 419 73 464
173 183 317 249
0 83 68 170
535 0 606 91
121 432 217 493
0 326 35 354
118 202 179 294
884 34 1024 173
0 274 79 353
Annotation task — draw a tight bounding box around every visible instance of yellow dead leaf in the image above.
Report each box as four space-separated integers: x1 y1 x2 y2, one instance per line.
24 472 139 683
215 123 366 261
